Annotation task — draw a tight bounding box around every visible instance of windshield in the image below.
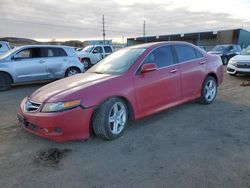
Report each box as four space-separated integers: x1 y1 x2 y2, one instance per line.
212 45 229 52
242 47 250 55
0 47 16 60
87 48 146 75
82 46 94 53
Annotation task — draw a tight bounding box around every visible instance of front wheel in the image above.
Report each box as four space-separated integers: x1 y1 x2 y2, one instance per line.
0 73 12 91
199 76 217 104
81 58 91 69
93 98 128 140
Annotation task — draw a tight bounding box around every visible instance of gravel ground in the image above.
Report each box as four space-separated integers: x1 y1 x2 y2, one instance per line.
0 68 250 188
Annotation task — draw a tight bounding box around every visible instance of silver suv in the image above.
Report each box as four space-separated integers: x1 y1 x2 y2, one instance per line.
0 45 84 91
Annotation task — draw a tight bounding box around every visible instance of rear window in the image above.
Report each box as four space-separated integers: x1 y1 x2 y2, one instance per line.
44 48 67 57
174 45 197 63
104 46 112 53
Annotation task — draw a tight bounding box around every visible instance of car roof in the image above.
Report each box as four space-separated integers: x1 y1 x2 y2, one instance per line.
129 41 196 49
16 45 73 49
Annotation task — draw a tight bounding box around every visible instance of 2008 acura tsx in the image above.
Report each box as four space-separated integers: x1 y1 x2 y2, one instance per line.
18 42 223 142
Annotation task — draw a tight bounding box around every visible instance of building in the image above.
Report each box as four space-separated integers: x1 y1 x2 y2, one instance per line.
127 28 250 50
82 40 112 47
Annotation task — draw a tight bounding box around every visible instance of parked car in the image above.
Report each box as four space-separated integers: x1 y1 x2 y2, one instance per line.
208 44 241 65
0 41 11 55
227 45 250 75
0 45 84 91
77 45 114 69
18 41 223 142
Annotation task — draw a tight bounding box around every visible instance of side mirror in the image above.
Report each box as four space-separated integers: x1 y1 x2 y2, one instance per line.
141 63 157 73
12 55 22 60
93 49 98 54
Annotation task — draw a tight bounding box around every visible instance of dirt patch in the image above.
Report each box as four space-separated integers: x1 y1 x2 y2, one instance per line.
34 148 72 166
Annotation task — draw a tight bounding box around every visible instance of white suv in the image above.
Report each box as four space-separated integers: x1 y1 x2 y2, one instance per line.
0 41 11 55
77 45 114 69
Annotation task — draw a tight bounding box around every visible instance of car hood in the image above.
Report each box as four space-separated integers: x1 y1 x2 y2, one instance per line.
29 73 116 103
230 55 250 62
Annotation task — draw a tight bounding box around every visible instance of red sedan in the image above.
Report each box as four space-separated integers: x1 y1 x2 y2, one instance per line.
18 42 223 141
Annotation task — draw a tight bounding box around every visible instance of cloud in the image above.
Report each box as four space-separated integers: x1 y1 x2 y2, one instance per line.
0 0 249 41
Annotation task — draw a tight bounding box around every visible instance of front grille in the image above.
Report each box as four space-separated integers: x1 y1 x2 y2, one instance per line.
25 100 41 112
236 62 250 69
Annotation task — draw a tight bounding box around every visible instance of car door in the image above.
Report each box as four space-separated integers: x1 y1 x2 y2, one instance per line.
92 46 103 63
134 45 181 115
173 44 206 99
103 46 113 57
11 47 48 82
43 47 68 78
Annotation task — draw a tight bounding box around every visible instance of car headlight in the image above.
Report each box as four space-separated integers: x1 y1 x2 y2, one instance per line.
228 59 237 66
41 99 81 112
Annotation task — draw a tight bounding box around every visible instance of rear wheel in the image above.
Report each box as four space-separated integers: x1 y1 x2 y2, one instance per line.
0 72 12 91
65 67 81 77
199 76 217 104
93 98 128 140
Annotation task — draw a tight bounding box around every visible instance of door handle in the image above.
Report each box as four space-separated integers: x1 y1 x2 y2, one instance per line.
39 60 45 64
199 61 205 65
170 69 178 73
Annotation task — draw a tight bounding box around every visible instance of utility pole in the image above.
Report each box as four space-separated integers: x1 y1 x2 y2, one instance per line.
143 20 146 43
102 15 106 45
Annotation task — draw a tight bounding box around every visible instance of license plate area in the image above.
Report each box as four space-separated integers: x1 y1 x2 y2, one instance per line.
17 114 39 131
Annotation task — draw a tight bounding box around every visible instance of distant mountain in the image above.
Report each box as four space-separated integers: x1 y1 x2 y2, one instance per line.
0 37 39 45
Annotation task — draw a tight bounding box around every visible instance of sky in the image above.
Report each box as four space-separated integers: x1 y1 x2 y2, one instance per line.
0 0 250 42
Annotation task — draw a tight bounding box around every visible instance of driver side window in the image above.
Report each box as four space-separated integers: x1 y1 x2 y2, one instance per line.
143 45 175 68
14 48 42 59
93 47 103 54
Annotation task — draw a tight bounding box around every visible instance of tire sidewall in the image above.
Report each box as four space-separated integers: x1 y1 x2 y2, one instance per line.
201 76 217 104
94 98 129 140
105 98 128 139
65 67 80 77
0 73 12 91
82 59 90 69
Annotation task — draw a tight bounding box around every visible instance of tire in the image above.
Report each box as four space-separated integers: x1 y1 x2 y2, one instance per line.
93 97 129 140
65 67 81 77
0 72 12 91
81 58 90 69
222 56 228 65
198 76 217 105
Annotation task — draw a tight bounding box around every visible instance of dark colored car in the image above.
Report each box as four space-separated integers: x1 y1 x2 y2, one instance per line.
18 41 223 142
208 44 241 65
